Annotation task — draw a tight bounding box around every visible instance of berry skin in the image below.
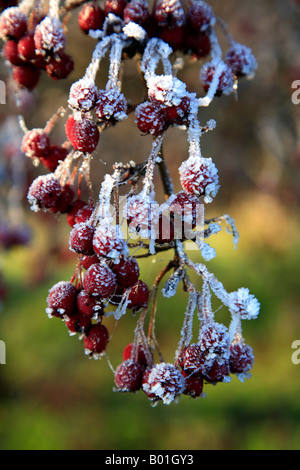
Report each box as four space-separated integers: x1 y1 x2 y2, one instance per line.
64 312 92 335
21 129 50 159
17 32 36 61
65 115 99 153
83 262 117 298
179 155 219 203
200 62 235 96
95 88 127 123
202 357 230 384
225 43 257 78
3 39 24 66
92 225 127 260
229 341 254 374
183 31 211 59
122 342 149 367
180 344 205 375
153 0 186 29
182 371 204 398
77 289 103 317
12 64 40 89
39 145 68 172
0 7 27 40
34 16 65 56
68 78 98 111
198 321 230 358
162 95 191 126
104 0 128 18
46 281 78 318
123 0 149 25
66 199 89 227
50 183 74 214
142 362 186 405
69 222 95 256
81 254 100 270
78 2 104 34
114 359 145 392
84 323 109 355
27 174 62 212
127 280 149 312
45 51 74 80
135 101 166 136
111 257 140 288
186 0 215 33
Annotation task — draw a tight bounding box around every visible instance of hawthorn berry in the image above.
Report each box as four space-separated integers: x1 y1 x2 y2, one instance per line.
50 183 74 214
3 39 24 66
182 371 204 398
179 155 219 203
0 7 27 40
84 323 109 355
83 262 117 298
186 0 215 33
68 78 98 111
92 224 127 259
200 62 235 96
39 145 68 172
114 359 145 392
12 64 40 89
95 88 127 123
127 280 149 311
46 281 78 318
78 2 104 34
27 174 63 211
69 221 95 256
76 289 104 317
34 16 65 56
123 0 149 25
229 340 254 374
122 342 149 367
111 257 140 288
135 101 166 136
64 312 92 335
104 0 128 18
65 115 99 153
142 362 186 405
66 199 90 227
45 51 74 80
17 32 37 61
225 43 257 78
21 129 50 159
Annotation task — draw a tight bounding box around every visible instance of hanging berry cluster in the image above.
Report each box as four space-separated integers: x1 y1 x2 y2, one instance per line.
0 0 260 406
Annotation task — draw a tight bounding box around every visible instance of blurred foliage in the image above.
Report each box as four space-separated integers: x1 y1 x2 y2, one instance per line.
0 0 300 451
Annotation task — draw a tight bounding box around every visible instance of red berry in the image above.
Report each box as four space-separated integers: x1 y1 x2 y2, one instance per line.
104 0 127 17
184 31 211 58
3 39 24 65
159 24 185 51
77 289 104 317
65 312 92 335
66 199 89 227
180 344 205 375
229 341 254 374
12 64 40 89
167 190 202 238
27 174 63 211
83 262 117 298
92 224 127 260
0 7 27 40
162 95 191 126
111 257 140 288
39 145 68 172
68 78 98 111
122 342 149 366
186 0 215 33
81 254 100 270
114 359 145 392
142 362 186 405
182 371 204 398
46 281 78 317
135 101 166 136
50 183 74 213
178 155 219 203
202 357 230 384
69 221 95 256
17 32 36 61
34 16 65 56
199 321 230 358
78 2 104 33
200 62 235 96
95 88 127 123
225 43 257 78
74 203 94 225
127 280 149 312
153 0 186 28
84 323 109 354
21 129 50 158
45 51 74 80
65 115 99 153
123 0 149 25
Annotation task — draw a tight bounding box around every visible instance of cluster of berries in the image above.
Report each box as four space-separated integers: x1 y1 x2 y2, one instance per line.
0 0 260 406
0 2 73 90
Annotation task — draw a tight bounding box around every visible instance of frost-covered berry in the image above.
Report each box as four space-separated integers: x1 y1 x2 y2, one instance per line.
114 359 145 392
66 199 89 227
50 183 74 213
68 78 98 111
200 62 235 96
111 257 140 288
65 115 99 153
122 342 149 367
199 321 230 357
229 340 254 374
17 32 36 61
3 39 24 65
135 101 166 136
78 2 104 33
123 0 149 25
76 289 103 317
46 281 78 317
0 7 27 40
95 88 127 123
104 0 128 17
69 222 95 256
153 0 186 28
125 193 160 239
179 155 219 203
202 356 230 384
142 362 186 405
147 74 188 109
162 95 191 126
186 0 215 33
92 224 127 260
225 43 257 78
182 371 204 398
84 323 109 355
74 203 94 225
34 16 65 56
167 190 202 233
228 287 260 320
21 129 50 159
81 254 100 270
180 344 205 375
158 24 185 52
12 64 40 89
184 31 211 59
27 174 62 211
83 262 117 298
45 51 74 80
127 280 149 311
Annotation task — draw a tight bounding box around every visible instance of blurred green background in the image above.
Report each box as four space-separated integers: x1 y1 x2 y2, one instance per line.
0 0 300 450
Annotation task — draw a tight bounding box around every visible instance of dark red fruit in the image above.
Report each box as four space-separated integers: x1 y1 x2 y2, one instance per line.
78 2 104 33
39 145 68 172
182 371 204 398
114 359 145 392
186 0 215 33
104 0 127 18
69 221 95 256
46 281 78 317
77 289 103 317
12 64 40 89
83 262 117 298
45 51 74 80
122 342 149 367
81 254 100 270
84 323 109 354
27 174 62 211
65 312 92 334
135 101 166 136
111 257 140 288
3 39 24 65
17 32 36 61
51 183 74 213
21 129 50 159
184 31 211 58
66 199 89 227
127 280 149 311
123 0 149 25
0 7 27 40
229 341 254 374
65 115 99 153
